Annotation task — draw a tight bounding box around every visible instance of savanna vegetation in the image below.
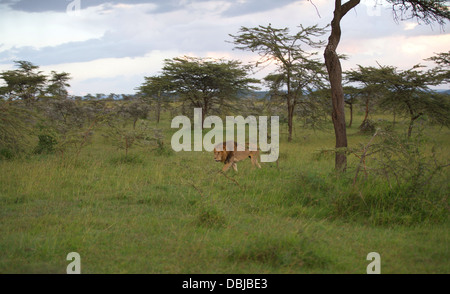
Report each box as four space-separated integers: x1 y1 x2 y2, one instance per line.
1 56 449 274
1 0 449 272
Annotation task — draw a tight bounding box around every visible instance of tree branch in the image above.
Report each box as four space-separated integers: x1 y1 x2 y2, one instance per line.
341 0 361 18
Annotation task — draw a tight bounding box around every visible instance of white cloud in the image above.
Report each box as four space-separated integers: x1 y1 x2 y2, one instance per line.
40 49 181 95
0 0 448 95
0 4 110 51
340 33 450 70
403 22 419 31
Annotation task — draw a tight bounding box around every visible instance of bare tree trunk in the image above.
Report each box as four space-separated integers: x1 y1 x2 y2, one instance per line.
324 0 360 172
287 103 294 142
156 99 161 124
408 113 422 138
406 101 422 138
348 103 353 128
201 103 208 130
407 119 414 138
363 97 369 124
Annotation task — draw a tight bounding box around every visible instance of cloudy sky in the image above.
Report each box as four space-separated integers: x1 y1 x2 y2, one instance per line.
0 0 448 95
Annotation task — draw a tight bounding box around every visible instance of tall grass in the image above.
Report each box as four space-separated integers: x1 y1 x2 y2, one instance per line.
0 111 449 273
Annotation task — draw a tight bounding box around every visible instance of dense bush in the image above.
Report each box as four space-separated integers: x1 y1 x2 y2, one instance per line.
33 134 58 154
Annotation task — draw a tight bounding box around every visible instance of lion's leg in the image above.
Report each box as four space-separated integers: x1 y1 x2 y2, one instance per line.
255 159 261 168
251 155 262 168
222 162 233 172
232 163 238 172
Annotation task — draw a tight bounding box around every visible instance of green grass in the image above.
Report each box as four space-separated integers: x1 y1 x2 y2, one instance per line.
0 111 449 273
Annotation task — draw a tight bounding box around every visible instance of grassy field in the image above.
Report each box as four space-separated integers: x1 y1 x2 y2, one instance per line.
0 111 449 274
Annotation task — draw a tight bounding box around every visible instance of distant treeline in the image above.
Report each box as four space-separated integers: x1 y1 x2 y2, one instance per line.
70 91 272 101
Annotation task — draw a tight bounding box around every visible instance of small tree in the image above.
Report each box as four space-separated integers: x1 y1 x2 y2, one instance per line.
137 75 172 124
345 61 449 137
45 98 84 127
345 65 391 130
161 56 258 125
0 61 47 104
117 100 151 129
46 71 71 100
103 118 156 159
230 24 327 141
376 64 450 137
343 86 360 128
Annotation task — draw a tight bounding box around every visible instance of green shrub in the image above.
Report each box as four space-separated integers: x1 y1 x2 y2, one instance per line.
359 119 376 134
196 204 226 228
153 139 174 156
33 134 57 154
0 148 14 160
330 181 448 226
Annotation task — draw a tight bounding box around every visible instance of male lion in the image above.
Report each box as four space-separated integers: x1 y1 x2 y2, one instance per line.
213 141 261 172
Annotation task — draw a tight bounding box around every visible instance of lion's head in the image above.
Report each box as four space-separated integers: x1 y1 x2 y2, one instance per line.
213 148 225 162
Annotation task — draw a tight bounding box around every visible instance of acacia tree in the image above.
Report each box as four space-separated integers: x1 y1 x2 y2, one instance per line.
0 61 46 104
161 56 258 125
343 86 361 128
46 71 71 100
345 65 390 129
230 24 327 142
376 64 450 137
323 0 449 171
137 75 172 124
425 50 450 84
117 100 151 129
345 60 449 137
